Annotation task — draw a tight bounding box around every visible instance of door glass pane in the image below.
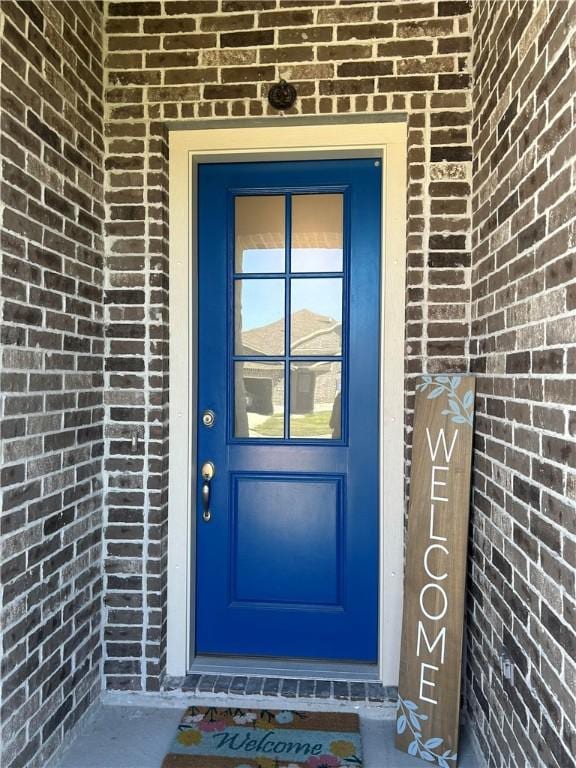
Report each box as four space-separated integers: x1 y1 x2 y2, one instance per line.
235 279 285 356
289 362 341 439
291 194 343 272
235 361 285 438
235 196 285 273
290 278 342 355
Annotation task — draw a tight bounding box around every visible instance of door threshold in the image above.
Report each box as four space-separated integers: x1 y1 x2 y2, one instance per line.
189 655 381 682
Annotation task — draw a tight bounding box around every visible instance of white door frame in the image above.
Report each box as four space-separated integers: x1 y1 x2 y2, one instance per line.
167 119 407 685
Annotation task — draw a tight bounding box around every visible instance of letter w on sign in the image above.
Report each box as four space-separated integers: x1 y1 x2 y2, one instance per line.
396 375 475 766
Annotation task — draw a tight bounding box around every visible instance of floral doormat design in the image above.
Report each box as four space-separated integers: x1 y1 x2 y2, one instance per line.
161 706 363 768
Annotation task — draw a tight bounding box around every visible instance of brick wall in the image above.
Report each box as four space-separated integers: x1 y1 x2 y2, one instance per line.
0 3 104 767
467 2 575 767
102 0 474 692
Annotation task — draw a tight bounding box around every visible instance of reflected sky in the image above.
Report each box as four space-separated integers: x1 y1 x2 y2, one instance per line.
291 248 343 272
291 278 341 323
241 276 342 332
241 247 343 274
240 248 284 273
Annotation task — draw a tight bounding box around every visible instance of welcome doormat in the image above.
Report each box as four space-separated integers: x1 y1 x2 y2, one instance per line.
161 706 363 767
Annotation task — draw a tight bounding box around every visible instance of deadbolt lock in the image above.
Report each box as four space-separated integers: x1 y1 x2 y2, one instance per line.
202 409 216 428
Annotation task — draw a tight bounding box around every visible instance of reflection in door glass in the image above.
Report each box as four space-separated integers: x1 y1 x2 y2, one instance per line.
290 362 341 439
291 194 343 272
235 196 285 273
235 279 285 355
290 278 342 355
235 361 285 438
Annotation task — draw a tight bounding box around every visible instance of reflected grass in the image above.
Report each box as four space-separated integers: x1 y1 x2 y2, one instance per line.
254 411 332 437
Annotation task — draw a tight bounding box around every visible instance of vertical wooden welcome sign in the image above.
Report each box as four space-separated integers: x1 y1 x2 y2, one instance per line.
396 375 475 766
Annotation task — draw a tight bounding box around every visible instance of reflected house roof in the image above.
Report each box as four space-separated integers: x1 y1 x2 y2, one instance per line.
241 309 341 358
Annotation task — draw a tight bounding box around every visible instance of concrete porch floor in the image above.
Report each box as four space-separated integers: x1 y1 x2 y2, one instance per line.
50 695 481 768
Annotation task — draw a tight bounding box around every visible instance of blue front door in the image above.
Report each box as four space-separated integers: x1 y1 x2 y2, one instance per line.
196 159 381 662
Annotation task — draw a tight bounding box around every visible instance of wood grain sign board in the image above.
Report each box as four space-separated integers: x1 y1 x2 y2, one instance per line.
396 375 475 767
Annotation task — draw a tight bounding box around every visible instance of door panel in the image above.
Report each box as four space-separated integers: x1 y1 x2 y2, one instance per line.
196 159 381 662
231 474 343 606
